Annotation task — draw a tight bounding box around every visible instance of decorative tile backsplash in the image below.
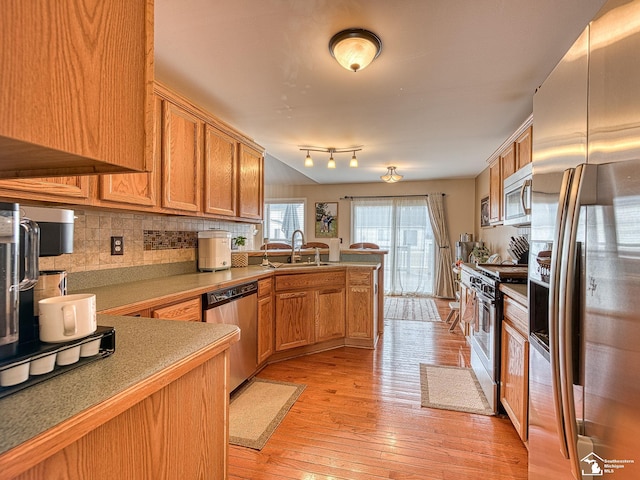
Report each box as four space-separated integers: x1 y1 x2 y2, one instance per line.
143 230 198 251
38 209 257 273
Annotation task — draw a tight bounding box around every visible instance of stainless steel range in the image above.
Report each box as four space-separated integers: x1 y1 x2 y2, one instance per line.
466 264 527 414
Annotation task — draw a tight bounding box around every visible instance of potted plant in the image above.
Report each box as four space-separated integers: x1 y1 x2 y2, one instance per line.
232 236 247 250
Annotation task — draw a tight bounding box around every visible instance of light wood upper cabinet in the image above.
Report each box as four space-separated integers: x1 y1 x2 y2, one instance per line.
0 176 90 204
500 143 517 183
0 0 153 178
489 159 502 224
98 96 161 208
515 126 533 170
488 140 516 224
161 101 202 212
204 125 237 216
237 144 264 220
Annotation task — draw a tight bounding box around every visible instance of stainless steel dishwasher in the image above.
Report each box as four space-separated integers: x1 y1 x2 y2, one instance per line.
203 281 258 392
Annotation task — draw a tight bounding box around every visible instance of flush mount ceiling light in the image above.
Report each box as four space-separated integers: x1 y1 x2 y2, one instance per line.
381 166 403 183
300 146 362 168
329 28 382 72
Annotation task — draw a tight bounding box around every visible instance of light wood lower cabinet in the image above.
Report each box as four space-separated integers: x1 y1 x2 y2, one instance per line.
274 270 347 352
11 348 230 480
275 290 314 351
500 295 529 443
315 288 345 342
346 269 379 347
257 278 274 363
151 297 202 322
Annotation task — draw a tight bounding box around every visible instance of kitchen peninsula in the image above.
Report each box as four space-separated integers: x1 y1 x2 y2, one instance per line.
0 316 239 480
0 259 381 479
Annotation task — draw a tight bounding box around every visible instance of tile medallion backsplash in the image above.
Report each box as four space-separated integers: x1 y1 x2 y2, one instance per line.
38 209 257 273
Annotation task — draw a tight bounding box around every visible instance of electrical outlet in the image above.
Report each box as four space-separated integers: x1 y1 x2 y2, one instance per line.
111 236 124 255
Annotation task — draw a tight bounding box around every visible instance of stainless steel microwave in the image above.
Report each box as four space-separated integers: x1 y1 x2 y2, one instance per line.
503 163 532 226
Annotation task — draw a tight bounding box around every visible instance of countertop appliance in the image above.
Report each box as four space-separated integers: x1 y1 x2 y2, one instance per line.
503 163 532 226
198 230 231 272
203 281 257 392
455 241 484 263
465 263 527 413
0 203 39 359
529 2 640 478
18 206 74 346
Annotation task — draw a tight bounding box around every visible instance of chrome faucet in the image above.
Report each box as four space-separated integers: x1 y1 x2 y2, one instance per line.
290 229 305 263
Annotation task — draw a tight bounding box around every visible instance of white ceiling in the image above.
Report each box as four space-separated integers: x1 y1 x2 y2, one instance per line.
155 0 607 185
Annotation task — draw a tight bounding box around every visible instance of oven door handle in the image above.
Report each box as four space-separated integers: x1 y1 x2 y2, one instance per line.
474 289 495 305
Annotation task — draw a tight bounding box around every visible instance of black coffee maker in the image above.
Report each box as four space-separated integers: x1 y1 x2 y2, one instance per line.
19 206 74 345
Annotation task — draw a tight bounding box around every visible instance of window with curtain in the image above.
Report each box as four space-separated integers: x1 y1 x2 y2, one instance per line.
264 199 305 243
351 197 435 296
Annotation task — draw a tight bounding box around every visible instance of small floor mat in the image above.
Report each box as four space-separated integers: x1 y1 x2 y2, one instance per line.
229 377 306 450
419 364 493 416
384 296 441 321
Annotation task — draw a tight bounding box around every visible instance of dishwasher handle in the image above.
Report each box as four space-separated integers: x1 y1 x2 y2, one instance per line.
203 281 258 309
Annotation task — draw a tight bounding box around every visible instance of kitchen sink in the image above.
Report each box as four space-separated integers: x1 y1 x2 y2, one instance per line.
268 262 334 269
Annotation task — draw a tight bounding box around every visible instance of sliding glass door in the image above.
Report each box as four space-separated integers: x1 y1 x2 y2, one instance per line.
352 197 435 296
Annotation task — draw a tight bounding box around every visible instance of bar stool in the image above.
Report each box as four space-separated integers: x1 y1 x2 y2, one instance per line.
445 301 460 332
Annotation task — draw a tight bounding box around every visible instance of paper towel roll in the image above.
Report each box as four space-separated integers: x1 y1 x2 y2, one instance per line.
329 238 340 262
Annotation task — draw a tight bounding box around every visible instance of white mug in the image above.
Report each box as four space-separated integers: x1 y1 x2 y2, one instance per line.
38 293 97 343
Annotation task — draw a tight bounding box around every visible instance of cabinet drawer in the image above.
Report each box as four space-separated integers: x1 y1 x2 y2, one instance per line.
503 296 527 336
348 269 372 286
275 271 345 291
258 278 272 298
152 297 202 322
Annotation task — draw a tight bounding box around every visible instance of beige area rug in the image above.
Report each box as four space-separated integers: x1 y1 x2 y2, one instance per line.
384 295 441 321
419 364 494 416
229 377 306 450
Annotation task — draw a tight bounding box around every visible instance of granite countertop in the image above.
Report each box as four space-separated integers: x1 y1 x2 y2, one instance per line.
0 315 239 457
500 283 528 305
0 261 380 460
73 263 380 313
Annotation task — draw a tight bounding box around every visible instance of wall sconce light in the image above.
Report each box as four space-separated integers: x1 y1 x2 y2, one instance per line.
329 28 382 72
381 166 403 183
299 146 362 168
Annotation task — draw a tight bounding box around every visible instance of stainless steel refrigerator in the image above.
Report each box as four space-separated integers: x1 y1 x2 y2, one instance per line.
529 0 640 478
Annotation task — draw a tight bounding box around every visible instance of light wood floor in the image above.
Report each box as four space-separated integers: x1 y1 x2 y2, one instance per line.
228 298 528 479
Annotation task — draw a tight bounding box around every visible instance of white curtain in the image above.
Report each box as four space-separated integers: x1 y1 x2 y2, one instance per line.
352 197 435 296
426 193 455 299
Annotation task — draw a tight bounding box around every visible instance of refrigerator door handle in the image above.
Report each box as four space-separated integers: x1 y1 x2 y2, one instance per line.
558 163 598 479
549 167 574 460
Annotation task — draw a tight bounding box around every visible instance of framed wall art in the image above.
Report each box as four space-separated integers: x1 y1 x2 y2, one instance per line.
315 202 338 238
480 196 490 228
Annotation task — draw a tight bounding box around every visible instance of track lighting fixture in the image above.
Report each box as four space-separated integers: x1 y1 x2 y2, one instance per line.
299 146 363 168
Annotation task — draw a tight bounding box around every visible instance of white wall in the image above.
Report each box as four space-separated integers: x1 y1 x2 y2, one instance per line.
265 178 476 250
